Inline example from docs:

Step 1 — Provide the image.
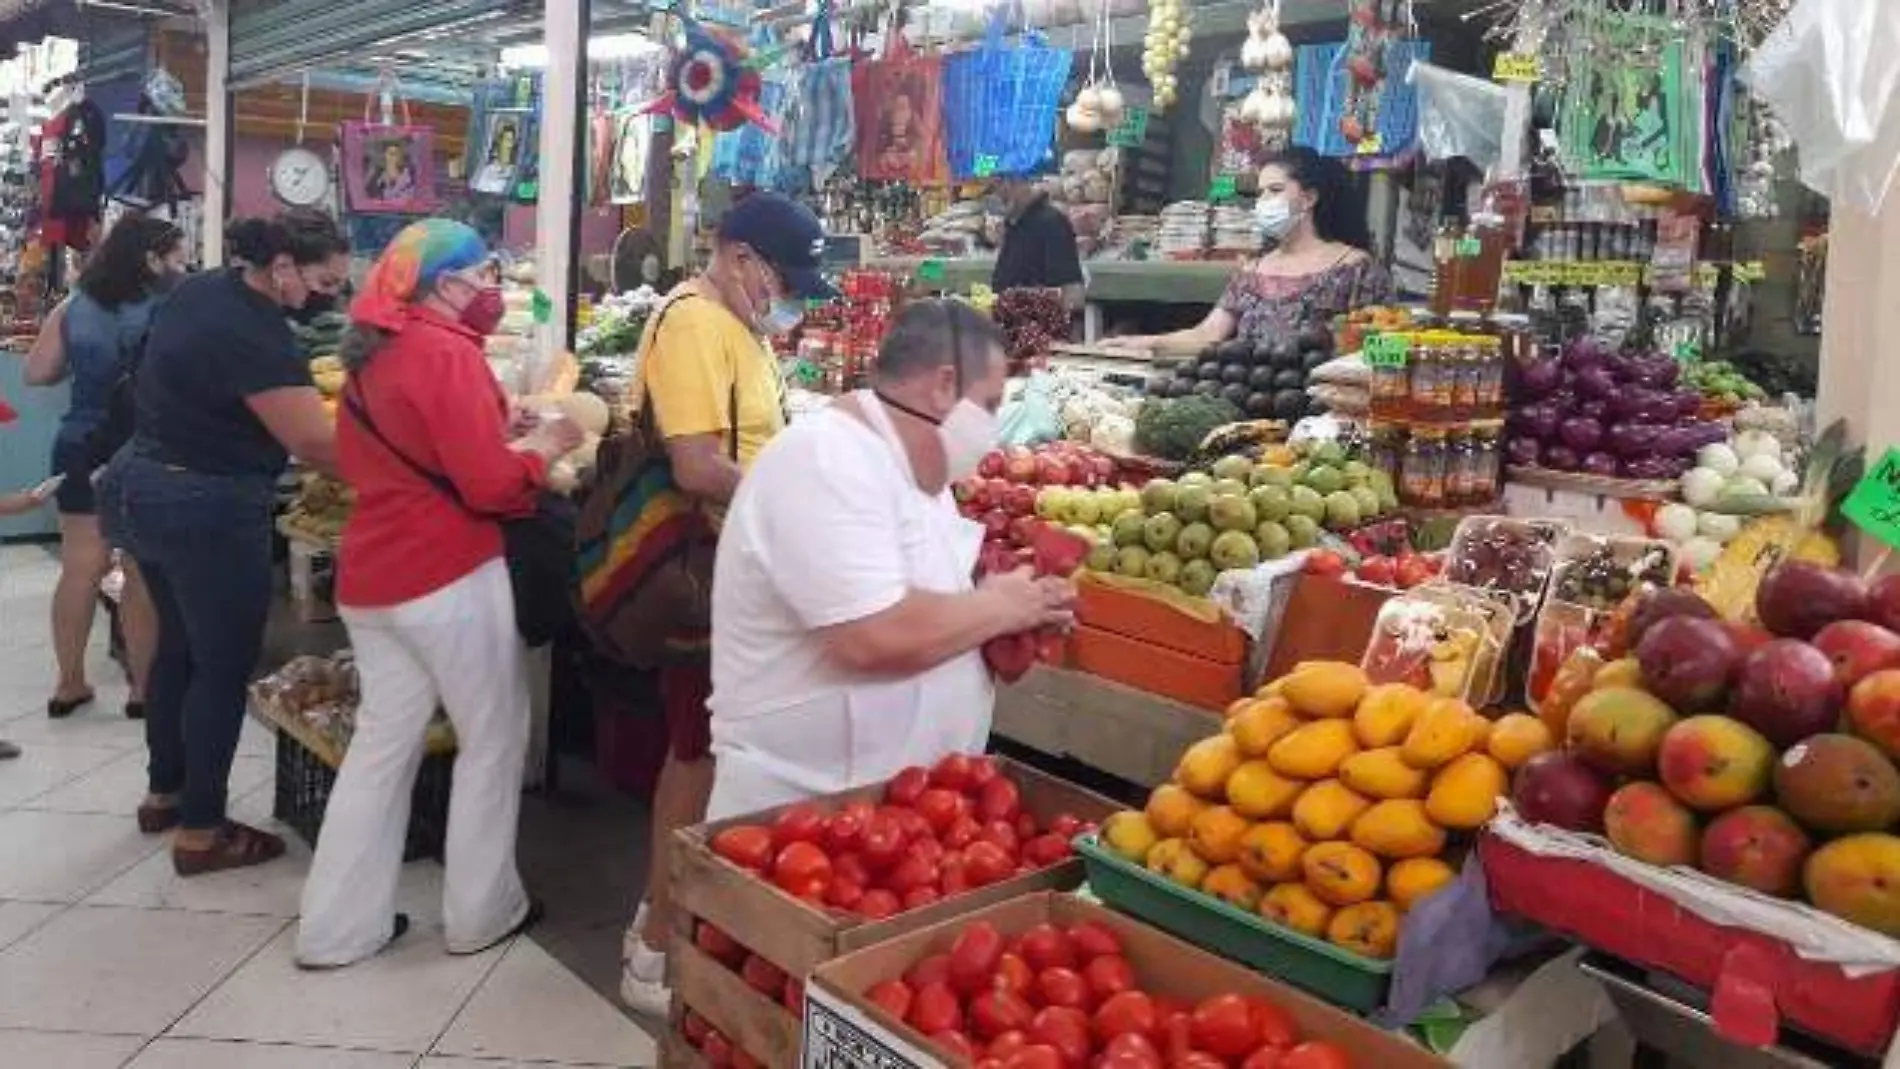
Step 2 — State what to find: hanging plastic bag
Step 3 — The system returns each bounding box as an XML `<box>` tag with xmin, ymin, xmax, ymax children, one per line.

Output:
<box><xmin>1744</xmin><ymin>0</ymin><xmax>1900</xmax><ymax>213</ymax></box>
<box><xmin>943</xmin><ymin>9</ymin><xmax>1073</xmax><ymax>180</ymax></box>
<box><xmin>779</xmin><ymin>11</ymin><xmax>856</xmax><ymax>190</ymax></box>
<box><xmin>855</xmin><ymin>37</ymin><xmax>948</xmax><ymax>184</ymax></box>
<box><xmin>1406</xmin><ymin>60</ymin><xmax>1507</xmax><ymax>172</ymax></box>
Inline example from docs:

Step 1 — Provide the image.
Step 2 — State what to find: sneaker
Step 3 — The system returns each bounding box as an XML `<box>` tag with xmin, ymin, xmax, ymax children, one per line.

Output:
<box><xmin>620</xmin><ymin>926</ymin><xmax>671</xmax><ymax>1017</ymax></box>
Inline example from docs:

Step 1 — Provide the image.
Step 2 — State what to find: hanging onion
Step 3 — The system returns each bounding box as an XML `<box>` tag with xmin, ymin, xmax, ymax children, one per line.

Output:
<box><xmin>1263</xmin><ymin>32</ymin><xmax>1294</xmax><ymax>71</ymax></box>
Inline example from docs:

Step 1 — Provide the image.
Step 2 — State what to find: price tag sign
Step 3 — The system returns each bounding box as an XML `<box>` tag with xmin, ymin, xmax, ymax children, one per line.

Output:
<box><xmin>1106</xmin><ymin>105</ymin><xmax>1149</xmax><ymax>148</ymax></box>
<box><xmin>1493</xmin><ymin>53</ymin><xmax>1542</xmax><ymax>83</ymax></box>
<box><xmin>970</xmin><ymin>283</ymin><xmax>995</xmax><ymax>305</ymax></box>
<box><xmin>1363</xmin><ymin>333</ymin><xmax>1411</xmax><ymax>369</ymax></box>
<box><xmin>1735</xmin><ymin>260</ymin><xmax>1768</xmax><ymax>283</ymax></box>
<box><xmin>1843</xmin><ymin>447</ymin><xmax>1900</xmax><ymax>552</ymax></box>
<box><xmin>1209</xmin><ymin>174</ymin><xmax>1237</xmax><ymax>201</ymax></box>
<box><xmin>531</xmin><ymin>289</ymin><xmax>553</xmax><ymax>325</ymax></box>
<box><xmin>918</xmin><ymin>260</ymin><xmax>946</xmax><ymax>284</ymax></box>
<box><xmin>1354</xmin><ymin>132</ymin><xmax>1384</xmax><ymax>156</ymax></box>
<box><xmin>1455</xmin><ymin>236</ymin><xmax>1482</xmax><ymax>257</ymax></box>
<box><xmin>973</xmin><ymin>154</ymin><xmax>999</xmax><ymax>178</ymax></box>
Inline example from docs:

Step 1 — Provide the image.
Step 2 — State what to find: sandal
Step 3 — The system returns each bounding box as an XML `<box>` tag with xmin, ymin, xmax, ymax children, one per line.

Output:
<box><xmin>451</xmin><ymin>898</ymin><xmax>545</xmax><ymax>957</ymax></box>
<box><xmin>172</xmin><ymin>821</ymin><xmax>286</xmax><ymax>877</ymax></box>
<box><xmin>136</xmin><ymin>803</ymin><xmax>180</xmax><ymax>834</ymax></box>
<box><xmin>296</xmin><ymin>914</ymin><xmax>411</xmax><ymax>972</ymax></box>
<box><xmin>47</xmin><ymin>692</ymin><xmax>94</xmax><ymax>719</ymax></box>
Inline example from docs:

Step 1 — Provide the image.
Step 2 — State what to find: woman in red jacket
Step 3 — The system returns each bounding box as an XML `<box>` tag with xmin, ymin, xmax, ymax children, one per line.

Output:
<box><xmin>296</xmin><ymin>220</ymin><xmax>581</xmax><ymax>968</ymax></box>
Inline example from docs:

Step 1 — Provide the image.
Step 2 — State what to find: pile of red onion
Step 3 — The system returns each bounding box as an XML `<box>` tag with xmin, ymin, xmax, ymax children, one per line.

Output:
<box><xmin>1507</xmin><ymin>337</ymin><xmax>1726</xmax><ymax>480</ymax></box>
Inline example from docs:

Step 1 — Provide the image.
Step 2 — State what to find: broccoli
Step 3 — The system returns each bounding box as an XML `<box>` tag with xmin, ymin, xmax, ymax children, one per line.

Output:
<box><xmin>1134</xmin><ymin>395</ymin><xmax>1242</xmax><ymax>462</ymax></box>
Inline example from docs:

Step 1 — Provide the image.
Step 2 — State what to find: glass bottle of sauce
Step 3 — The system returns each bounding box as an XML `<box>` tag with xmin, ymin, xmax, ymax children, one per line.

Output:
<box><xmin>1407</xmin><ymin>334</ymin><xmax>1445</xmax><ymax>419</ymax></box>
<box><xmin>1470</xmin><ymin>420</ymin><xmax>1503</xmax><ymax>504</ymax></box>
<box><xmin>1401</xmin><ymin>427</ymin><xmax>1447</xmax><ymax>508</ymax></box>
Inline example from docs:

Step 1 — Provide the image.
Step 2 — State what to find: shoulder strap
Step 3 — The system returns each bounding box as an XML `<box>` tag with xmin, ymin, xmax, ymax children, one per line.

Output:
<box><xmin>342</xmin><ymin>380</ymin><xmax>475</xmax><ymax>514</ymax></box>
<box><xmin>639</xmin><ymin>291</ymin><xmax>740</xmax><ymax>463</ymax></box>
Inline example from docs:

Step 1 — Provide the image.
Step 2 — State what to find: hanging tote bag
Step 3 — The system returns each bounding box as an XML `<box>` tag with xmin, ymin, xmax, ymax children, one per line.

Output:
<box><xmin>341</xmin><ymin>82</ymin><xmax>437</xmax><ymax>214</ymax></box>
<box><xmin>778</xmin><ymin>10</ymin><xmax>856</xmax><ymax>190</ymax></box>
<box><xmin>943</xmin><ymin>9</ymin><xmax>1072</xmax><ymax>179</ymax></box>
<box><xmin>574</xmin><ymin>296</ymin><xmax>737</xmax><ymax>668</ymax></box>
<box><xmin>855</xmin><ymin>37</ymin><xmax>947</xmax><ymax>183</ymax></box>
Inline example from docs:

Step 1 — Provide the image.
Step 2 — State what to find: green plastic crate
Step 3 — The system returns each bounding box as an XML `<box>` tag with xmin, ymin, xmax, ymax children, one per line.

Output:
<box><xmin>1074</xmin><ymin>833</ymin><xmax>1392</xmax><ymax>1013</ymax></box>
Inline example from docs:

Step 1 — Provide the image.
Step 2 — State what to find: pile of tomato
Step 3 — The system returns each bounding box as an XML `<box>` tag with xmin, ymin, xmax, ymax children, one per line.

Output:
<box><xmin>709</xmin><ymin>754</ymin><xmax>1098</xmax><ymax>917</ymax></box>
<box><xmin>680</xmin><ymin>1005</ymin><xmax>764</xmax><ymax>1069</ymax></box>
<box><xmin>865</xmin><ymin>919</ymin><xmax>1355</xmax><ymax>1069</ymax></box>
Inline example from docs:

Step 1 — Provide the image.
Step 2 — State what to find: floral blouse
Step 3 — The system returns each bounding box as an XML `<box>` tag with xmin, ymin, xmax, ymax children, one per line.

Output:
<box><xmin>1217</xmin><ymin>256</ymin><xmax>1392</xmax><ymax>344</ymax></box>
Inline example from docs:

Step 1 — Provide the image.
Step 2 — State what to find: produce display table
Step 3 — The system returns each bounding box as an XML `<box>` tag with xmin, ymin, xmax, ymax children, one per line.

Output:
<box><xmin>991</xmin><ymin>665</ymin><xmax>1218</xmax><ymax>788</ymax></box>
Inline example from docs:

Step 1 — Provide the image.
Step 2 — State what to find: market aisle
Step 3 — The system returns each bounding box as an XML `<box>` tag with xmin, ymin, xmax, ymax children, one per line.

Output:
<box><xmin>0</xmin><ymin>546</ymin><xmax>657</xmax><ymax>1068</ymax></box>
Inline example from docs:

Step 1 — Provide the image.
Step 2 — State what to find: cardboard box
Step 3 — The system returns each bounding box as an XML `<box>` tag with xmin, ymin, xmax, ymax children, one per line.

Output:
<box><xmin>991</xmin><ymin>666</ymin><xmax>1218</xmax><ymax>789</ymax></box>
<box><xmin>804</xmin><ymin>892</ymin><xmax>1449</xmax><ymax>1069</ymax></box>
<box><xmin>1072</xmin><ymin>625</ymin><xmax>1243</xmax><ymax>712</ymax></box>
<box><xmin>1076</xmin><ymin>577</ymin><xmax>1249</xmax><ymax>665</ymax></box>
<box><xmin>1262</xmin><ymin>575</ymin><xmax>1391</xmax><ymax>681</ymax></box>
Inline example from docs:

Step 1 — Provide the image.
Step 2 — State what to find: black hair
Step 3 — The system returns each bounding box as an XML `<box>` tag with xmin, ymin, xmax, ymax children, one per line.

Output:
<box><xmin>1262</xmin><ymin>146</ymin><xmax>1374</xmax><ymax>251</ymax></box>
<box><xmin>875</xmin><ymin>299</ymin><xmax>1005</xmax><ymax>384</ymax></box>
<box><xmin>77</xmin><ymin>215</ymin><xmax>183</xmax><ymax>310</ymax></box>
<box><xmin>226</xmin><ymin>208</ymin><xmax>349</xmax><ymax>268</ymax></box>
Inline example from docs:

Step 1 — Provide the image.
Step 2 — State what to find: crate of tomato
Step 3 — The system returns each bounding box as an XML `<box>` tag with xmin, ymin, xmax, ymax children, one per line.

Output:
<box><xmin>667</xmin><ymin>754</ymin><xmax>1117</xmax><ymax>1069</ymax></box>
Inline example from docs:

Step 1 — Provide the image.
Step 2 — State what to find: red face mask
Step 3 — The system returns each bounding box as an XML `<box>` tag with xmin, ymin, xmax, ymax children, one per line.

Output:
<box><xmin>458</xmin><ymin>287</ymin><xmax>506</xmax><ymax>336</ymax></box>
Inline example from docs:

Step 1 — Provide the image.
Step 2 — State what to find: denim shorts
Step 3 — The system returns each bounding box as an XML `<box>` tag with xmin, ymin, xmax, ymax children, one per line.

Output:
<box><xmin>49</xmin><ymin>435</ymin><xmax>96</xmax><ymax>515</ymax></box>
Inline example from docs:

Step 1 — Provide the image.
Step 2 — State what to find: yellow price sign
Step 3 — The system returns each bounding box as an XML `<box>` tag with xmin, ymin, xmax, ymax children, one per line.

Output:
<box><xmin>1493</xmin><ymin>53</ymin><xmax>1542</xmax><ymax>83</ymax></box>
<box><xmin>1355</xmin><ymin>133</ymin><xmax>1384</xmax><ymax>156</ymax></box>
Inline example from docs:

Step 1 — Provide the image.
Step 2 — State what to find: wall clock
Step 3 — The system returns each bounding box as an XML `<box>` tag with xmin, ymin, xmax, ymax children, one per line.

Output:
<box><xmin>268</xmin><ymin>145</ymin><xmax>331</xmax><ymax>208</ymax></box>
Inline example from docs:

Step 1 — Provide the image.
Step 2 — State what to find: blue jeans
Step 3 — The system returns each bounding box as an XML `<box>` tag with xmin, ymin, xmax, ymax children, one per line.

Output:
<box><xmin>99</xmin><ymin>453</ymin><xmax>276</xmax><ymax>830</ymax></box>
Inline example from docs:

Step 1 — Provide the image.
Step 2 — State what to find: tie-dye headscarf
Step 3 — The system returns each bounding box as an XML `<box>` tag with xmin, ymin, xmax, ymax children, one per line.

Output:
<box><xmin>349</xmin><ymin>218</ymin><xmax>491</xmax><ymax>333</ymax></box>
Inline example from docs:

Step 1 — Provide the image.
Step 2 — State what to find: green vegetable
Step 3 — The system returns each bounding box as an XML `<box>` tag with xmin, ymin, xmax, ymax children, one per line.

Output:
<box><xmin>1134</xmin><ymin>395</ymin><xmax>1242</xmax><ymax>461</ymax></box>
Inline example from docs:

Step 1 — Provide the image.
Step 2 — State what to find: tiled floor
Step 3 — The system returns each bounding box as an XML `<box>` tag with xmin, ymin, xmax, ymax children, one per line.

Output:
<box><xmin>0</xmin><ymin>545</ymin><xmax>656</xmax><ymax>1068</ymax></box>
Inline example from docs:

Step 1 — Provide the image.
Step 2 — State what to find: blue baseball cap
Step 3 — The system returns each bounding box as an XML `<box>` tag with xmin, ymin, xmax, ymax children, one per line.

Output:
<box><xmin>717</xmin><ymin>191</ymin><xmax>838</xmax><ymax>301</ymax></box>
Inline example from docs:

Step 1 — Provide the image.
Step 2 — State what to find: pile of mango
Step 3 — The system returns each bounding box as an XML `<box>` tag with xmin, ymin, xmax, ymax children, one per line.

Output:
<box><xmin>1099</xmin><ymin>661</ymin><xmax>1555</xmax><ymax>959</ymax></box>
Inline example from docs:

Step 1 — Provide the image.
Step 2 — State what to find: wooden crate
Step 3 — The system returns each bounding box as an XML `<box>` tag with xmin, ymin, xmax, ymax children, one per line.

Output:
<box><xmin>659</xmin><ymin>1029</ymin><xmax>713</xmax><ymax>1069</ymax></box>
<box><xmin>667</xmin><ymin>757</ymin><xmax>1118</xmax><ymax>1068</ymax></box>
<box><xmin>992</xmin><ymin>666</ymin><xmax>1217</xmax><ymax>789</ymax></box>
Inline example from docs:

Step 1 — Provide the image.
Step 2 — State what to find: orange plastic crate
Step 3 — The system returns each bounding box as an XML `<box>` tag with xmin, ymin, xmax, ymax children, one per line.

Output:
<box><xmin>1072</xmin><ymin>625</ymin><xmax>1243</xmax><ymax>712</ymax></box>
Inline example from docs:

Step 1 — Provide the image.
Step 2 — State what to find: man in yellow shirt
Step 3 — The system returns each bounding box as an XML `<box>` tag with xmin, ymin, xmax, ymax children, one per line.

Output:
<box><xmin>622</xmin><ymin>191</ymin><xmax>835</xmax><ymax>1015</ymax></box>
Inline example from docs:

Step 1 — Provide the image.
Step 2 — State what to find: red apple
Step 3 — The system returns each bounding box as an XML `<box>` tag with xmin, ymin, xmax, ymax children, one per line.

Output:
<box><xmin>978</xmin><ymin>451</ymin><xmax>1007</xmax><ymax>479</ymax></box>
<box><xmin>981</xmin><ymin>510</ymin><xmax>1011</xmax><ymax>540</ymax></box>
<box><xmin>1008</xmin><ymin>516</ymin><xmax>1043</xmax><ymax>548</ymax></box>
<box><xmin>1035</xmin><ymin>454</ymin><xmax>1072</xmax><ymax>486</ymax></box>
<box><xmin>953</xmin><ymin>478</ymin><xmax>981</xmax><ymax>505</ymax></box>
<box><xmin>1869</xmin><ymin>574</ymin><xmax>1900</xmax><ymax>634</ymax></box>
<box><xmin>1004</xmin><ymin>449</ymin><xmax>1039</xmax><ymax>484</ymax></box>
<box><xmin>1848</xmin><ymin>669</ymin><xmax>1900</xmax><ymax>760</ymax></box>
<box><xmin>1813</xmin><ymin>621</ymin><xmax>1900</xmax><ymax>687</ymax></box>
<box><xmin>1005</xmin><ymin>484</ymin><xmax>1039</xmax><ymax>518</ymax></box>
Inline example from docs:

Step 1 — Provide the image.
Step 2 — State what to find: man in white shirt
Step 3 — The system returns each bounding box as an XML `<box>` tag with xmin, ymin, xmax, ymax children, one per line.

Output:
<box><xmin>705</xmin><ymin>300</ymin><xmax>1073</xmax><ymax>820</ymax></box>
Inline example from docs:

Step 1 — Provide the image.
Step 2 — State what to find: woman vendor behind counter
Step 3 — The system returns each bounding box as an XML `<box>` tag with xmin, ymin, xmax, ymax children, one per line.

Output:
<box><xmin>1106</xmin><ymin>148</ymin><xmax>1389</xmax><ymax>352</ymax></box>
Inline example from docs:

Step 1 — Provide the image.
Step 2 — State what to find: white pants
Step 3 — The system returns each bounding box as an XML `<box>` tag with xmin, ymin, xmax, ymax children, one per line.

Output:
<box><xmin>297</xmin><ymin>560</ymin><xmax>532</xmax><ymax>965</ymax></box>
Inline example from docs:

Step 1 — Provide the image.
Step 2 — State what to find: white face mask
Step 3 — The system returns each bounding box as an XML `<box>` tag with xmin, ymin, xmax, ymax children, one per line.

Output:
<box><xmin>939</xmin><ymin>399</ymin><xmax>999</xmax><ymax>481</ymax></box>
<box><xmin>1254</xmin><ymin>197</ymin><xmax>1301</xmax><ymax>241</ymax></box>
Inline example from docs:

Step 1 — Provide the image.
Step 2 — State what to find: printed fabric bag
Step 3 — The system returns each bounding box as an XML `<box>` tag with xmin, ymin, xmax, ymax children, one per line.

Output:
<box><xmin>778</xmin><ymin>13</ymin><xmax>856</xmax><ymax>189</ymax></box>
<box><xmin>574</xmin><ymin>295</ymin><xmax>735</xmax><ymax>668</ymax></box>
<box><xmin>943</xmin><ymin>9</ymin><xmax>1072</xmax><ymax>179</ymax></box>
<box><xmin>341</xmin><ymin>87</ymin><xmax>436</xmax><ymax>214</ymax></box>
<box><xmin>855</xmin><ymin>37</ymin><xmax>947</xmax><ymax>183</ymax></box>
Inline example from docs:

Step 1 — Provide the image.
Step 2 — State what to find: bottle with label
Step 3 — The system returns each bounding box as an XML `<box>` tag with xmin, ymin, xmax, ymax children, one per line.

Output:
<box><xmin>1470</xmin><ymin>420</ymin><xmax>1503</xmax><ymax>504</ymax></box>
<box><xmin>1401</xmin><ymin>427</ymin><xmax>1447</xmax><ymax>508</ymax></box>
<box><xmin>1407</xmin><ymin>335</ymin><xmax>1449</xmax><ymax>418</ymax></box>
<box><xmin>1369</xmin><ymin>337</ymin><xmax>1410</xmax><ymax>419</ymax></box>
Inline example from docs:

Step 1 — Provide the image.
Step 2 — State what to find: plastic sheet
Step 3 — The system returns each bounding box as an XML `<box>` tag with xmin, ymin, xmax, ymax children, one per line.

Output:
<box><xmin>1744</xmin><ymin>0</ymin><xmax>1900</xmax><ymax>213</ymax></box>
<box><xmin>1406</xmin><ymin>61</ymin><xmax>1507</xmax><ymax>172</ymax></box>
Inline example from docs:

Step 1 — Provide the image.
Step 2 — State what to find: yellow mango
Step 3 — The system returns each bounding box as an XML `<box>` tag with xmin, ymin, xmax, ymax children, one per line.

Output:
<box><xmin>1175</xmin><ymin>734</ymin><xmax>1243</xmax><ymax>798</ymax></box>
<box><xmin>1187</xmin><ymin>805</ymin><xmax>1252</xmax><ymax>865</ymax></box>
<box><xmin>1146</xmin><ymin>837</ymin><xmax>1210</xmax><ymax>889</ymax></box>
<box><xmin>1352</xmin><ymin>683</ymin><xmax>1431</xmax><ymax>748</ymax></box>
<box><xmin>1145</xmin><ymin>784</ymin><xmax>1207</xmax><ymax>838</ymax></box>
<box><xmin>1291</xmin><ymin>779</ymin><xmax>1372</xmax><ymax>841</ymax></box>
<box><xmin>1400</xmin><ymin>698</ymin><xmax>1487</xmax><ymax>769</ymax></box>
<box><xmin>1338</xmin><ymin>747</ymin><xmax>1430</xmax><ymax>800</ymax></box>
<box><xmin>1202</xmin><ymin>864</ymin><xmax>1265</xmax><ymax>911</ymax></box>
<box><xmin>1349</xmin><ymin>799</ymin><xmax>1448</xmax><ymax>860</ymax></box>
<box><xmin>1259</xmin><ymin>882</ymin><xmax>1333</xmax><ymax>937</ymax></box>
<box><xmin>1281</xmin><ymin>661</ymin><xmax>1371</xmax><ymax>719</ymax></box>
<box><xmin>1327</xmin><ymin>900</ymin><xmax>1402</xmax><ymax>959</ymax></box>
<box><xmin>1486</xmin><ymin>713</ymin><xmax>1555</xmax><ymax>770</ymax></box>
<box><xmin>1237</xmin><ymin>822</ymin><xmax>1309</xmax><ymax>883</ymax></box>
<box><xmin>1387</xmin><ymin>857</ymin><xmax>1457</xmax><ymax>912</ymax></box>
<box><xmin>1225</xmin><ymin>761</ymin><xmax>1306</xmax><ymax>820</ymax></box>
<box><xmin>1228</xmin><ymin>697</ymin><xmax>1302</xmax><ymax>757</ymax></box>
<box><xmin>1425</xmin><ymin>753</ymin><xmax>1509</xmax><ymax>830</ymax></box>
<box><xmin>1301</xmin><ymin>842</ymin><xmax>1383</xmax><ymax>907</ymax></box>
<box><xmin>1268</xmin><ymin>719</ymin><xmax>1361</xmax><ymax>780</ymax></box>
<box><xmin>1593</xmin><ymin>657</ymin><xmax>1645</xmax><ymax>690</ymax></box>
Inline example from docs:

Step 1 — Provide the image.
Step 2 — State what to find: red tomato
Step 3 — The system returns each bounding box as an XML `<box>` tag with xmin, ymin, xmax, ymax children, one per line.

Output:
<box><xmin>886</xmin><ymin>806</ymin><xmax>934</xmax><ymax>842</ymax></box>
<box><xmin>1067</xmin><ymin>921</ymin><xmax>1122</xmax><ymax>961</ymax></box>
<box><xmin>1356</xmin><ymin>555</ymin><xmax>1396</xmax><ymax>586</ymax></box>
<box><xmin>948</xmin><ymin>922</ymin><xmax>1008</xmax><ymax>994</ymax></box>
<box><xmin>783</xmin><ymin>977</ymin><xmax>805</xmax><ymax>1014</ymax></box>
<box><xmin>1159</xmin><ymin>1013</ymin><xmax>1193</xmax><ymax>1066</ymax></box>
<box><xmin>977</xmin><ymin>777</ymin><xmax>1023</xmax><ymax>822</ymax></box>
<box><xmin>993</xmin><ymin>952</ymin><xmax>1035</xmax><ymax>997</ymax></box>
<box><xmin>832</xmin><ymin>852</ymin><xmax>871</xmax><ymax>888</ymax></box>
<box><xmin>1103</xmin><ymin>1033</ymin><xmax>1162</xmax><ymax>1064</ymax></box>
<box><xmin>1082</xmin><ymin>955</ymin><xmax>1135</xmax><ymax>1000</ymax></box>
<box><xmin>988</xmin><ymin>1030</ymin><xmax>1030</xmax><ymax>1061</ymax></box>
<box><xmin>824</xmin><ymin>806</ymin><xmax>870</xmax><ymax>854</ymax></box>
<box><xmin>681</xmin><ymin>1009</ymin><xmax>712</xmax><ymax>1045</ymax></box>
<box><xmin>700</xmin><ymin>1030</ymin><xmax>734</xmax><ymax>1069</ymax></box>
<box><xmin>903</xmin><ymin>886</ymin><xmax>942</xmax><ymax>910</ymax></box>
<box><xmin>906</xmin><ymin>953</ymin><xmax>953</xmax><ymax>989</ymax></box>
<box><xmin>909</xmin><ymin>980</ymin><xmax>964</xmax><ymax>1034</ymax></box>
<box><xmin>860</xmin><ymin>813</ymin><xmax>908</xmax><ymax>870</ymax></box>
<box><xmin>1029</xmin><ymin>1006</ymin><xmax>1092</xmax><ymax>1067</ymax></box>
<box><xmin>963</xmin><ymin>841</ymin><xmax>1017</xmax><ymax>887</ymax></box>
<box><xmin>941</xmin><ymin>858</ymin><xmax>972</xmax><ymax>896</ymax></box>
<box><xmin>980</xmin><ymin>820</ymin><xmax>1022</xmax><ymax>855</ymax></box>
<box><xmin>1002</xmin><ymin>1045</ymin><xmax>1065</xmax><ymax>1069</ymax></box>
<box><xmin>978</xmin><ymin>1060</ymin><xmax>1004</xmax><ymax>1069</ymax></box>
<box><xmin>1172</xmin><ymin>1052</ymin><xmax>1225</xmax><ymax>1069</ymax></box>
<box><xmin>907</xmin><ymin>837</ymin><xmax>948</xmax><ymax>866</ymax></box>
<box><xmin>1017</xmin><ymin>923</ymin><xmax>1077</xmax><ymax>972</ymax></box>
<box><xmin>1305</xmin><ymin>550</ymin><xmax>1347</xmax><ymax>578</ymax></box>
<box><xmin>867</xmin><ymin>979</ymin><xmax>913</xmax><ymax>1020</ymax></box>
<box><xmin>1093</xmin><ymin>991</ymin><xmax>1159</xmax><ymax>1044</ymax></box>
<box><xmin>1247</xmin><ymin>1000</ymin><xmax>1298</xmax><ymax>1050</ymax></box>
<box><xmin>1240</xmin><ymin>1048</ymin><xmax>1286</xmax><ymax>1069</ymax></box>
<box><xmin>857</xmin><ymin>888</ymin><xmax>901</xmax><ymax>919</ymax></box>
<box><xmin>1021</xmin><ymin>834</ymin><xmax>1072</xmax><ymax>868</ymax></box>
<box><xmin>1395</xmin><ymin>555</ymin><xmax>1433</xmax><ymax>590</ymax></box>
<box><xmin>887</xmin><ymin>855</ymin><xmax>941</xmax><ymax>894</ymax></box>
<box><xmin>772</xmin><ymin>804</ymin><xmax>827</xmax><ymax>851</ymax></box>
<box><xmin>1015</xmin><ymin>812</ymin><xmax>1042</xmax><ymax>841</ymax></box>
<box><xmin>944</xmin><ymin>815</ymin><xmax>984</xmax><ymax>850</ymax></box>
<box><xmin>826</xmin><ymin>878</ymin><xmax>865</xmax><ymax>911</ymax></box>
<box><xmin>1047</xmin><ymin>814</ymin><xmax>1083</xmax><ymax>839</ymax></box>
<box><xmin>733</xmin><ymin>1050</ymin><xmax>763</xmax><ymax>1069</ymax></box>
<box><xmin>932</xmin><ymin>1030</ymin><xmax>978</xmax><ymax>1062</ymax></box>
<box><xmin>967</xmin><ymin>756</ymin><xmax>1003</xmax><ymax>792</ymax></box>
<box><xmin>740</xmin><ymin>954</ymin><xmax>787</xmax><ymax>997</ymax></box>
<box><xmin>931</xmin><ymin>754</ymin><xmax>976</xmax><ymax>792</ymax></box>
<box><xmin>693</xmin><ymin>921</ymin><xmax>746</xmax><ymax>967</ymax></box>
<box><xmin>886</xmin><ymin>766</ymin><xmax>930</xmax><ymax>806</ymax></box>
<box><xmin>1035</xmin><ymin>967</ymin><xmax>1093</xmax><ymax>1011</ymax></box>
<box><xmin>1280</xmin><ymin>1042</ymin><xmax>1353</xmax><ymax>1069</ymax></box>
<box><xmin>771</xmin><ymin>841</ymin><xmax>833</xmax><ymax>901</ymax></box>
<box><xmin>710</xmin><ymin>825</ymin><xmax>773</xmax><ymax>871</ymax></box>
<box><xmin>916</xmin><ymin>788</ymin><xmax>968</xmax><ymax>834</ymax></box>
<box><xmin>970</xmin><ymin>990</ymin><xmax>1037</xmax><ymax>1040</ymax></box>
<box><xmin>1189</xmin><ymin>995</ymin><xmax>1259</xmax><ymax>1060</ymax></box>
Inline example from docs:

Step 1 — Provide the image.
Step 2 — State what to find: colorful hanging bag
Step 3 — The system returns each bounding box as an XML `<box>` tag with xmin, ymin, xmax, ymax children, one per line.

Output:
<box><xmin>855</xmin><ymin>32</ymin><xmax>947</xmax><ymax>183</ymax></box>
<box><xmin>778</xmin><ymin>3</ymin><xmax>857</xmax><ymax>190</ymax></box>
<box><xmin>942</xmin><ymin>6</ymin><xmax>1072</xmax><ymax>179</ymax></box>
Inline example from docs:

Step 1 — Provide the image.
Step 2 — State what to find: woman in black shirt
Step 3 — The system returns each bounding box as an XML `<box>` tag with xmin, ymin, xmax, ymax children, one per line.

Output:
<box><xmin>97</xmin><ymin>210</ymin><xmax>349</xmax><ymax>876</ymax></box>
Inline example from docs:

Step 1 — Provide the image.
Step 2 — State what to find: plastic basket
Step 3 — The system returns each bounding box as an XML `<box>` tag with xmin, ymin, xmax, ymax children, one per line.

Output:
<box><xmin>272</xmin><ymin>727</ymin><xmax>452</xmax><ymax>862</ymax></box>
<box><xmin>1074</xmin><ymin>833</ymin><xmax>1392</xmax><ymax>1013</ymax></box>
